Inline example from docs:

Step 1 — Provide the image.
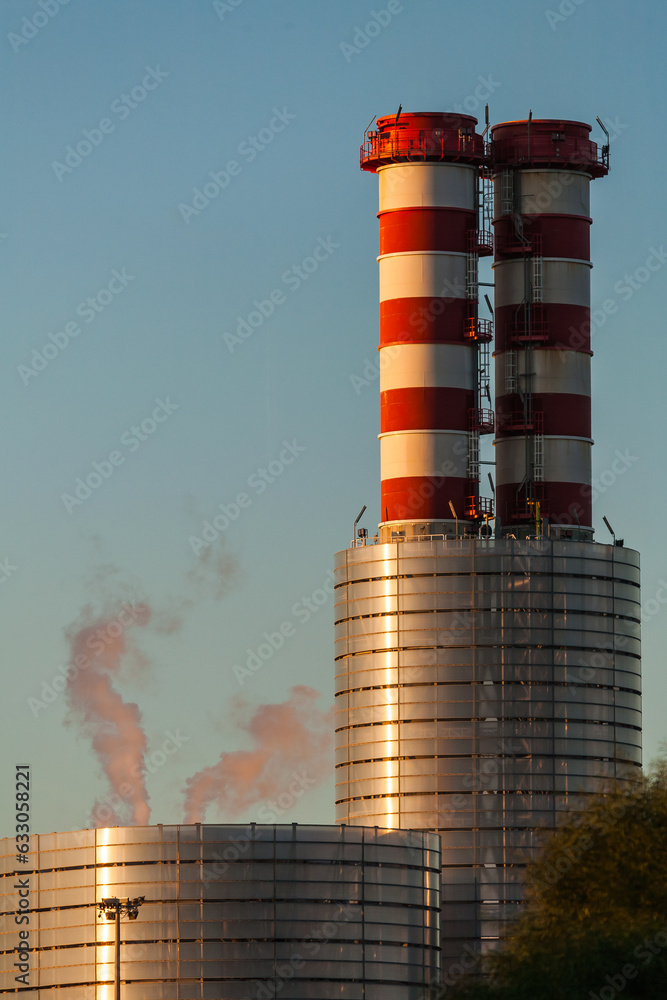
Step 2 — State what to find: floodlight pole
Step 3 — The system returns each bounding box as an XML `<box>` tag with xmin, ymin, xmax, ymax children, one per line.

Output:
<box><xmin>114</xmin><ymin>906</ymin><xmax>120</xmax><ymax>1000</ymax></box>
<box><xmin>97</xmin><ymin>896</ymin><xmax>145</xmax><ymax>1000</ymax></box>
<box><xmin>448</xmin><ymin>500</ymin><xmax>458</xmax><ymax>538</ymax></box>
<box><xmin>353</xmin><ymin>505</ymin><xmax>367</xmax><ymax>545</ymax></box>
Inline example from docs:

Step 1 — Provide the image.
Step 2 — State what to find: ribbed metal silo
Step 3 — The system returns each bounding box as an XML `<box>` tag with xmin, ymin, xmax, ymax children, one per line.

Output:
<box><xmin>334</xmin><ymin>537</ymin><xmax>641</xmax><ymax>968</ymax></box>
<box><xmin>0</xmin><ymin>824</ymin><xmax>441</xmax><ymax>999</ymax></box>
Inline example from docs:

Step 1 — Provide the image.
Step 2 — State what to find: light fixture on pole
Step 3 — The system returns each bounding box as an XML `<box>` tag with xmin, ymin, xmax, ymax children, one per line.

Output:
<box><xmin>353</xmin><ymin>505</ymin><xmax>367</xmax><ymax>544</ymax></box>
<box><xmin>97</xmin><ymin>896</ymin><xmax>145</xmax><ymax>1000</ymax></box>
<box><xmin>602</xmin><ymin>515</ymin><xmax>623</xmax><ymax>547</ymax></box>
<box><xmin>448</xmin><ymin>501</ymin><xmax>458</xmax><ymax>538</ymax></box>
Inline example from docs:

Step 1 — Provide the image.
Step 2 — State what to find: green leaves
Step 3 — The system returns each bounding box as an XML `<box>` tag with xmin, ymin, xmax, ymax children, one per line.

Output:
<box><xmin>448</xmin><ymin>761</ymin><xmax>667</xmax><ymax>1000</ymax></box>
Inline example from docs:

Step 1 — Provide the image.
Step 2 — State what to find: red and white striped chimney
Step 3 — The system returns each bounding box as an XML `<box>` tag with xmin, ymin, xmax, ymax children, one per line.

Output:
<box><xmin>490</xmin><ymin>119</ymin><xmax>609</xmax><ymax>537</ymax></box>
<box><xmin>361</xmin><ymin>112</ymin><xmax>492</xmax><ymax>539</ymax></box>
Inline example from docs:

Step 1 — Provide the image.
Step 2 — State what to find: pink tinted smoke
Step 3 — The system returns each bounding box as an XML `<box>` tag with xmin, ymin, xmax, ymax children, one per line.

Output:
<box><xmin>183</xmin><ymin>686</ymin><xmax>334</xmax><ymax>823</ymax></box>
<box><xmin>65</xmin><ymin>604</ymin><xmax>151</xmax><ymax>827</ymax></box>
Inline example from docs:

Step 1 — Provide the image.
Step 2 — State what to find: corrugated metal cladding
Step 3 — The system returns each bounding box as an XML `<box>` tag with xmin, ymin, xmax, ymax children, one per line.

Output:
<box><xmin>0</xmin><ymin>824</ymin><xmax>441</xmax><ymax>1000</ymax></box>
<box><xmin>334</xmin><ymin>537</ymin><xmax>641</xmax><ymax>965</ymax></box>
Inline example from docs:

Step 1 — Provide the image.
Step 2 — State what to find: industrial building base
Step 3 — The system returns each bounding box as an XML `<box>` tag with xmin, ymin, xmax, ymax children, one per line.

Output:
<box><xmin>334</xmin><ymin>536</ymin><xmax>641</xmax><ymax>965</ymax></box>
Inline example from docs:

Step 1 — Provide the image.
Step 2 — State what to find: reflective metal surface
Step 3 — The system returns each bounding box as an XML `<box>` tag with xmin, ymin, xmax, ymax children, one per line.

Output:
<box><xmin>334</xmin><ymin>537</ymin><xmax>641</xmax><ymax>965</ymax></box>
<box><xmin>0</xmin><ymin>824</ymin><xmax>441</xmax><ymax>999</ymax></box>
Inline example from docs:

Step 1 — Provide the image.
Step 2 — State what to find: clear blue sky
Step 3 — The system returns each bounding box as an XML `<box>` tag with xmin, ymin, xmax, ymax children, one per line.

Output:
<box><xmin>2</xmin><ymin>0</ymin><xmax>666</xmax><ymax>837</ymax></box>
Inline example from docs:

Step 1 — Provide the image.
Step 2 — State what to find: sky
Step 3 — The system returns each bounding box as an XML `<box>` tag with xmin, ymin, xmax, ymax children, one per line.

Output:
<box><xmin>1</xmin><ymin>0</ymin><xmax>666</xmax><ymax>839</ymax></box>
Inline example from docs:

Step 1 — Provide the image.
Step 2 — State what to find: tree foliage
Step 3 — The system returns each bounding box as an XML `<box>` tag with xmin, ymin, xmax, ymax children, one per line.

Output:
<box><xmin>447</xmin><ymin>761</ymin><xmax>667</xmax><ymax>1000</ymax></box>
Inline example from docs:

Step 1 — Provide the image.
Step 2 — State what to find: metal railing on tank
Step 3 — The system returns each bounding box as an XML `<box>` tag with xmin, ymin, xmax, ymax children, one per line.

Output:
<box><xmin>360</xmin><ymin>127</ymin><xmax>487</xmax><ymax>167</ymax></box>
<box><xmin>492</xmin><ymin>137</ymin><xmax>608</xmax><ymax>173</ymax></box>
<box><xmin>349</xmin><ymin>526</ymin><xmax>499</xmax><ymax>547</ymax></box>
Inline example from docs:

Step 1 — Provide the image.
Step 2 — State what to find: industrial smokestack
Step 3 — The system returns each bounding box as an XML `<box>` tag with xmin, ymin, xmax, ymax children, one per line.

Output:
<box><xmin>490</xmin><ymin>118</ymin><xmax>609</xmax><ymax>537</ymax></box>
<box><xmin>360</xmin><ymin>112</ymin><xmax>493</xmax><ymax>538</ymax></box>
<box><xmin>335</xmin><ymin>109</ymin><xmax>640</xmax><ymax>974</ymax></box>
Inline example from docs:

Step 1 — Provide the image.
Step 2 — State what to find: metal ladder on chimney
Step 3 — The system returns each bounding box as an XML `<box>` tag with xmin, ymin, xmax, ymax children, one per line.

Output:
<box><xmin>479</xmin><ymin>167</ymin><xmax>494</xmax><ymax>243</ymax></box>
<box><xmin>533</xmin><ymin>416</ymin><xmax>544</xmax><ymax>482</ymax></box>
<box><xmin>479</xmin><ymin>339</ymin><xmax>492</xmax><ymax>405</ymax></box>
<box><xmin>468</xmin><ymin>429</ymin><xmax>480</xmax><ymax>483</ymax></box>
<box><xmin>531</xmin><ymin>255</ymin><xmax>543</xmax><ymax>302</ymax></box>
<box><xmin>466</xmin><ymin>248</ymin><xmax>478</xmax><ymax>300</ymax></box>
<box><xmin>501</xmin><ymin>169</ymin><xmax>514</xmax><ymax>216</ymax></box>
<box><xmin>505</xmin><ymin>350</ymin><xmax>518</xmax><ymax>395</ymax></box>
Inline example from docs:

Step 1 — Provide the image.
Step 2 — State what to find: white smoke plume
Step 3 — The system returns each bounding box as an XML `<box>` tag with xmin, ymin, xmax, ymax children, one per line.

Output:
<box><xmin>62</xmin><ymin>543</ymin><xmax>237</xmax><ymax>826</ymax></box>
<box><xmin>183</xmin><ymin>685</ymin><xmax>333</xmax><ymax>823</ymax></box>
<box><xmin>65</xmin><ymin>604</ymin><xmax>152</xmax><ymax>827</ymax></box>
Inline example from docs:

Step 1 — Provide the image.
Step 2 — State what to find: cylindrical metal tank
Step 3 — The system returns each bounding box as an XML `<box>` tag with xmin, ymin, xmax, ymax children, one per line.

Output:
<box><xmin>360</xmin><ymin>112</ymin><xmax>491</xmax><ymax>538</ymax></box>
<box><xmin>491</xmin><ymin>119</ymin><xmax>609</xmax><ymax>536</ymax></box>
<box><xmin>334</xmin><ymin>537</ymin><xmax>641</xmax><ymax>966</ymax></box>
<box><xmin>0</xmin><ymin>824</ymin><xmax>441</xmax><ymax>1000</ymax></box>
